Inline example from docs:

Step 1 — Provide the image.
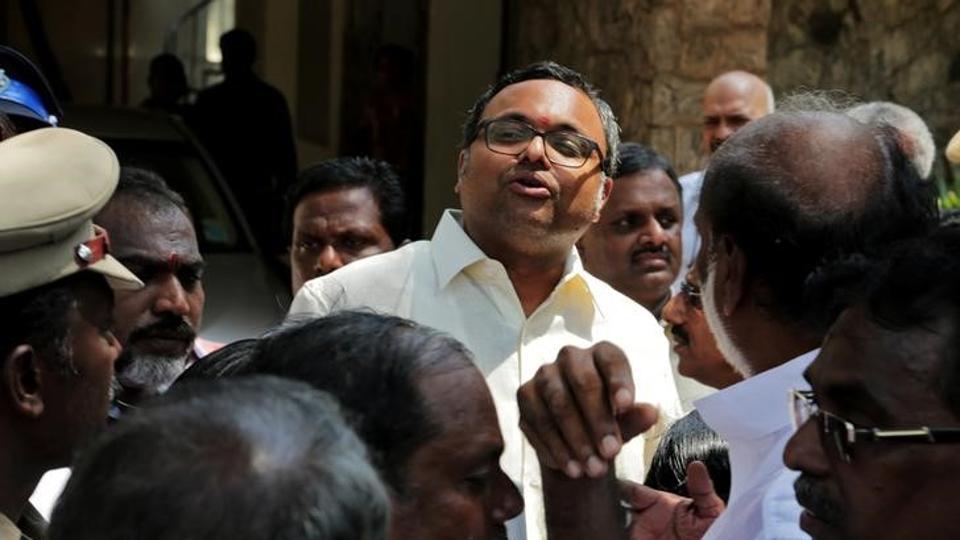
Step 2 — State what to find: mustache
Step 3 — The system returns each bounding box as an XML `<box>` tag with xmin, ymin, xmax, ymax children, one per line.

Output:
<box><xmin>669</xmin><ymin>324</ymin><xmax>690</xmax><ymax>347</ymax></box>
<box><xmin>710</xmin><ymin>138</ymin><xmax>727</xmax><ymax>153</ymax></box>
<box><xmin>631</xmin><ymin>244</ymin><xmax>671</xmax><ymax>261</ymax></box>
<box><xmin>127</xmin><ymin>315</ymin><xmax>197</xmax><ymax>344</ymax></box>
<box><xmin>794</xmin><ymin>475</ymin><xmax>843</xmax><ymax>525</ymax></box>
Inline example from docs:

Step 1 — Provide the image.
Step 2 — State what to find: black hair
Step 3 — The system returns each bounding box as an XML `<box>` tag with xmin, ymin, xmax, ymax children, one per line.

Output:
<box><xmin>461</xmin><ymin>61</ymin><xmax>621</xmax><ymax>176</ymax></box>
<box><xmin>110</xmin><ymin>166</ymin><xmax>191</xmax><ymax>219</ymax></box>
<box><xmin>147</xmin><ymin>53</ymin><xmax>187</xmax><ymax>90</ymax></box>
<box><xmin>219</xmin><ymin>29</ymin><xmax>257</xmax><ymax>68</ymax></box>
<box><xmin>235</xmin><ymin>311</ymin><xmax>473</xmax><ymax>497</ymax></box>
<box><xmin>0</xmin><ymin>272</ymin><xmax>111</xmax><ymax>375</ymax></box>
<box><xmin>174</xmin><ymin>339</ymin><xmax>259</xmax><ymax>382</ymax></box>
<box><xmin>48</xmin><ymin>376</ymin><xmax>389</xmax><ymax>540</ymax></box>
<box><xmin>700</xmin><ymin>114</ymin><xmax>937</xmax><ymax>331</ymax></box>
<box><xmin>283</xmin><ymin>157</ymin><xmax>408</xmax><ymax>245</ymax></box>
<box><xmin>807</xmin><ymin>224</ymin><xmax>960</xmax><ymax>417</ymax></box>
<box><xmin>615</xmin><ymin>142</ymin><xmax>681</xmax><ymax>198</ymax></box>
<box><xmin>644</xmin><ymin>411</ymin><xmax>731</xmax><ymax>503</ymax></box>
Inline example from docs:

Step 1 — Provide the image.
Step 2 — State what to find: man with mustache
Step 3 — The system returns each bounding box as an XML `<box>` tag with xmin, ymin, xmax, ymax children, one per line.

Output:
<box><xmin>677</xmin><ymin>71</ymin><xmax>774</xmax><ymax>281</ymax></box>
<box><xmin>95</xmin><ymin>167</ymin><xmax>205</xmax><ymax>408</ymax></box>
<box><xmin>519</xmin><ymin>109</ymin><xmax>937</xmax><ymax>539</ymax></box>
<box><xmin>289</xmin><ymin>61</ymin><xmax>682</xmax><ymax>539</ymax></box>
<box><xmin>785</xmin><ymin>226</ymin><xmax>960</xmax><ymax>539</ymax></box>
<box><xmin>578</xmin><ymin>142</ymin><xmax>682</xmax><ymax>318</ymax></box>
<box><xmin>0</xmin><ymin>128</ymin><xmax>142</xmax><ymax>538</ymax></box>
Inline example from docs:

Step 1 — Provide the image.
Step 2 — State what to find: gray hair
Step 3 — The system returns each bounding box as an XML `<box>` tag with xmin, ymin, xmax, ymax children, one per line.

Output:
<box><xmin>847</xmin><ymin>101</ymin><xmax>936</xmax><ymax>179</ymax></box>
<box><xmin>49</xmin><ymin>376</ymin><xmax>390</xmax><ymax>540</ymax></box>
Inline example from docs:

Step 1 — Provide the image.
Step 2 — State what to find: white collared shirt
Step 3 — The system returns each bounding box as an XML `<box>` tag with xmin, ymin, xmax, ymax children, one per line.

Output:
<box><xmin>677</xmin><ymin>170</ymin><xmax>704</xmax><ymax>288</ymax></box>
<box><xmin>695</xmin><ymin>349</ymin><xmax>817</xmax><ymax>540</ymax></box>
<box><xmin>290</xmin><ymin>209</ymin><xmax>683</xmax><ymax>540</ymax></box>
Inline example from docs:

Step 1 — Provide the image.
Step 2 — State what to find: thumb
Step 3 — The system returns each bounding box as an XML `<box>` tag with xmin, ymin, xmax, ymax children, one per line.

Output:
<box><xmin>686</xmin><ymin>461</ymin><xmax>725</xmax><ymax>518</ymax></box>
<box><xmin>618</xmin><ymin>403</ymin><xmax>659</xmax><ymax>443</ymax></box>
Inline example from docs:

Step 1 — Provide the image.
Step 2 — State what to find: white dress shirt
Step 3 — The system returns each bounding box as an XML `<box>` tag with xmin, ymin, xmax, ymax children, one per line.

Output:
<box><xmin>676</xmin><ymin>170</ymin><xmax>704</xmax><ymax>291</ymax></box>
<box><xmin>695</xmin><ymin>349</ymin><xmax>817</xmax><ymax>540</ymax></box>
<box><xmin>290</xmin><ymin>209</ymin><xmax>683</xmax><ymax>540</ymax></box>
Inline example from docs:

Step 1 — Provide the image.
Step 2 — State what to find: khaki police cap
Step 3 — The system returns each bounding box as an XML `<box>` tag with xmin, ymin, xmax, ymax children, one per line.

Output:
<box><xmin>0</xmin><ymin>127</ymin><xmax>142</xmax><ymax>297</ymax></box>
<box><xmin>948</xmin><ymin>128</ymin><xmax>960</xmax><ymax>165</ymax></box>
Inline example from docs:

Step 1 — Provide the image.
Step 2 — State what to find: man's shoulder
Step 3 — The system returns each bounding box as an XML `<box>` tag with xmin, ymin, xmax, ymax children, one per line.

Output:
<box><xmin>580</xmin><ymin>270</ymin><xmax>660</xmax><ymax>326</ymax></box>
<box><xmin>291</xmin><ymin>240</ymin><xmax>431</xmax><ymax>313</ymax></box>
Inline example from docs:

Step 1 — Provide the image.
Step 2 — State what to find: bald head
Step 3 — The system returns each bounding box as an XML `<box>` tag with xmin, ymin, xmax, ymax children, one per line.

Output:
<box><xmin>702</xmin><ymin>71</ymin><xmax>774</xmax><ymax>155</ymax></box>
<box><xmin>698</xmin><ymin>111</ymin><xmax>936</xmax><ymax>329</ymax></box>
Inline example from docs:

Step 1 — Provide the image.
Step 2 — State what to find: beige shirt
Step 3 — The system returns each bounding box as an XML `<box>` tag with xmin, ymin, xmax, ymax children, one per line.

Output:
<box><xmin>0</xmin><ymin>513</ymin><xmax>20</xmax><ymax>540</ymax></box>
<box><xmin>290</xmin><ymin>209</ymin><xmax>683</xmax><ymax>540</ymax></box>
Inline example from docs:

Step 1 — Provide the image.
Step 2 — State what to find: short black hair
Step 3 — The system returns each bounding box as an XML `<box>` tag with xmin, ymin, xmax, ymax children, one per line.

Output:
<box><xmin>644</xmin><ymin>411</ymin><xmax>731</xmax><ymax>503</ymax></box>
<box><xmin>807</xmin><ymin>225</ymin><xmax>960</xmax><ymax>417</ymax></box>
<box><xmin>48</xmin><ymin>376</ymin><xmax>389</xmax><ymax>540</ymax></box>
<box><xmin>701</xmin><ymin>113</ymin><xmax>937</xmax><ymax>330</ymax></box>
<box><xmin>174</xmin><ymin>338</ymin><xmax>259</xmax><ymax>382</ymax></box>
<box><xmin>0</xmin><ymin>272</ymin><xmax>111</xmax><ymax>376</ymax></box>
<box><xmin>147</xmin><ymin>53</ymin><xmax>187</xmax><ymax>89</ymax></box>
<box><xmin>284</xmin><ymin>157</ymin><xmax>407</xmax><ymax>245</ymax></box>
<box><xmin>461</xmin><ymin>61</ymin><xmax>621</xmax><ymax>176</ymax></box>
<box><xmin>615</xmin><ymin>142</ymin><xmax>681</xmax><ymax>198</ymax></box>
<box><xmin>235</xmin><ymin>311</ymin><xmax>473</xmax><ymax>497</ymax></box>
<box><xmin>110</xmin><ymin>166</ymin><xmax>191</xmax><ymax>218</ymax></box>
<box><xmin>219</xmin><ymin>29</ymin><xmax>257</xmax><ymax>67</ymax></box>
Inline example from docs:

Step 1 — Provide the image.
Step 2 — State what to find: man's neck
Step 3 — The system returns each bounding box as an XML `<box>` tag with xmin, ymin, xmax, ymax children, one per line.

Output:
<box><xmin>505</xmin><ymin>256</ymin><xmax>567</xmax><ymax>317</ymax></box>
<box><xmin>736</xmin><ymin>316</ymin><xmax>821</xmax><ymax>376</ymax></box>
<box><xmin>0</xmin><ymin>432</ymin><xmax>43</xmax><ymax>522</ymax></box>
<box><xmin>461</xmin><ymin>220</ymin><xmax>571</xmax><ymax>317</ymax></box>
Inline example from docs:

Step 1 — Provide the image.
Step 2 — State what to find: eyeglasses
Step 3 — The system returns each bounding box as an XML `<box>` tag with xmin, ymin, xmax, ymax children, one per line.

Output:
<box><xmin>790</xmin><ymin>389</ymin><xmax>960</xmax><ymax>463</ymax></box>
<box><xmin>678</xmin><ymin>279</ymin><xmax>702</xmax><ymax>309</ymax></box>
<box><xmin>477</xmin><ymin>118</ymin><xmax>605</xmax><ymax>172</ymax></box>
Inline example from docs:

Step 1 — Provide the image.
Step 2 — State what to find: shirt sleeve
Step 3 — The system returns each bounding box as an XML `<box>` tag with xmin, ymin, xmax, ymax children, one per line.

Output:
<box><xmin>288</xmin><ymin>279</ymin><xmax>336</xmax><ymax>318</ymax></box>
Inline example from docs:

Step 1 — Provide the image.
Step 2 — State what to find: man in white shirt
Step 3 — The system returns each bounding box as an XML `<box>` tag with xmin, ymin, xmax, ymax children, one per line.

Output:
<box><xmin>289</xmin><ymin>61</ymin><xmax>682</xmax><ymax>540</ymax></box>
<box><xmin>678</xmin><ymin>71</ymin><xmax>774</xmax><ymax>281</ymax></box>
<box><xmin>520</xmin><ymin>109</ymin><xmax>937</xmax><ymax>539</ymax></box>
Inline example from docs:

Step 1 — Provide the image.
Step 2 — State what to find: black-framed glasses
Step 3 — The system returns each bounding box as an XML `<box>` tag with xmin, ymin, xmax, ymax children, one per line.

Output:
<box><xmin>477</xmin><ymin>118</ymin><xmax>605</xmax><ymax>171</ymax></box>
<box><xmin>678</xmin><ymin>279</ymin><xmax>702</xmax><ymax>309</ymax></box>
<box><xmin>790</xmin><ymin>389</ymin><xmax>960</xmax><ymax>463</ymax></box>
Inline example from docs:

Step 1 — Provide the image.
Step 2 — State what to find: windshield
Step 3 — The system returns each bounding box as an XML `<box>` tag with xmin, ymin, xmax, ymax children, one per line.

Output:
<box><xmin>103</xmin><ymin>139</ymin><xmax>251</xmax><ymax>253</ymax></box>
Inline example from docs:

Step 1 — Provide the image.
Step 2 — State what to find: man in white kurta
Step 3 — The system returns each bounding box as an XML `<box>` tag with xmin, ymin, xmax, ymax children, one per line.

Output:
<box><xmin>290</xmin><ymin>61</ymin><xmax>681</xmax><ymax>540</ymax></box>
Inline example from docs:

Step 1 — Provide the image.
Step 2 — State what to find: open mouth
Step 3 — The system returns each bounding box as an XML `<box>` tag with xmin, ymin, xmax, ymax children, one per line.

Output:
<box><xmin>507</xmin><ymin>174</ymin><xmax>553</xmax><ymax>199</ymax></box>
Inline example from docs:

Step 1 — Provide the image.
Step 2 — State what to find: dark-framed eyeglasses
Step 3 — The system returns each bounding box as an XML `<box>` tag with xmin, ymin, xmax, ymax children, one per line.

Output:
<box><xmin>790</xmin><ymin>389</ymin><xmax>960</xmax><ymax>463</ymax></box>
<box><xmin>477</xmin><ymin>118</ymin><xmax>606</xmax><ymax>172</ymax></box>
<box><xmin>678</xmin><ymin>279</ymin><xmax>702</xmax><ymax>309</ymax></box>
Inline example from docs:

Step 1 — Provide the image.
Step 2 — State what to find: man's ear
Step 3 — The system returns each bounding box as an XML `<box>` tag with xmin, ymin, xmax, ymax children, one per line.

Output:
<box><xmin>3</xmin><ymin>345</ymin><xmax>45</xmax><ymax>418</ymax></box>
<box><xmin>455</xmin><ymin>150</ymin><xmax>468</xmax><ymax>194</ymax></box>
<box><xmin>590</xmin><ymin>177</ymin><xmax>613</xmax><ymax>223</ymax></box>
<box><xmin>718</xmin><ymin>235</ymin><xmax>746</xmax><ymax>317</ymax></box>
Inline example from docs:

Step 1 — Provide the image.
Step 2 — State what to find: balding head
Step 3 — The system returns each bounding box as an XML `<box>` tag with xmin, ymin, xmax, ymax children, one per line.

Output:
<box><xmin>697</xmin><ymin>111</ymin><xmax>936</xmax><ymax>333</ymax></box>
<box><xmin>702</xmin><ymin>70</ymin><xmax>774</xmax><ymax>155</ymax></box>
<box><xmin>847</xmin><ymin>101</ymin><xmax>936</xmax><ymax>179</ymax></box>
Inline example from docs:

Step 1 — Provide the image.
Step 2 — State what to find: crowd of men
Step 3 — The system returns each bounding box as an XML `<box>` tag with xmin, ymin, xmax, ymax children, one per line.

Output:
<box><xmin>2</xmin><ymin>34</ymin><xmax>960</xmax><ymax>540</ymax></box>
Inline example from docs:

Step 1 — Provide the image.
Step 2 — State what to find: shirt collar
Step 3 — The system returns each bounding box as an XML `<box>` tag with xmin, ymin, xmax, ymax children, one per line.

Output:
<box><xmin>696</xmin><ymin>348</ymin><xmax>818</xmax><ymax>441</ymax></box>
<box><xmin>430</xmin><ymin>209</ymin><xmax>603</xmax><ymax>314</ymax></box>
<box><xmin>431</xmin><ymin>209</ymin><xmax>489</xmax><ymax>289</ymax></box>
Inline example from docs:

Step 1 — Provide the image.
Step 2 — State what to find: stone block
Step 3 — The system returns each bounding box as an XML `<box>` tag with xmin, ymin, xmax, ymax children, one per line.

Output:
<box><xmin>650</xmin><ymin>75</ymin><xmax>705</xmax><ymax>126</ymax></box>
<box><xmin>680</xmin><ymin>0</ymin><xmax>769</xmax><ymax>32</ymax></box>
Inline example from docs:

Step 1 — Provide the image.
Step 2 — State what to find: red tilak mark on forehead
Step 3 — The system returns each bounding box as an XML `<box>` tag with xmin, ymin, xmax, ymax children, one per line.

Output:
<box><xmin>536</xmin><ymin>115</ymin><xmax>550</xmax><ymax>127</ymax></box>
<box><xmin>167</xmin><ymin>253</ymin><xmax>181</xmax><ymax>272</ymax></box>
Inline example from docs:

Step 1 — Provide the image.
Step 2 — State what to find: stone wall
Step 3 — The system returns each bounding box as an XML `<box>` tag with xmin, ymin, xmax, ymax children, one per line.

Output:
<box><xmin>503</xmin><ymin>0</ymin><xmax>771</xmax><ymax>174</ymax></box>
<box><xmin>503</xmin><ymin>0</ymin><xmax>960</xmax><ymax>179</ymax></box>
<box><xmin>768</xmin><ymin>0</ymin><xmax>960</xmax><ymax>180</ymax></box>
